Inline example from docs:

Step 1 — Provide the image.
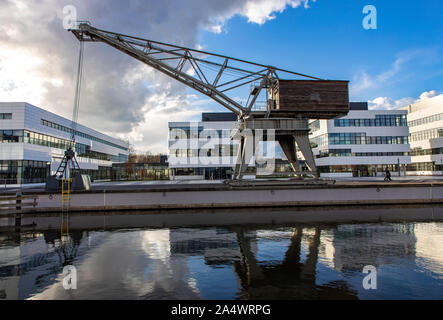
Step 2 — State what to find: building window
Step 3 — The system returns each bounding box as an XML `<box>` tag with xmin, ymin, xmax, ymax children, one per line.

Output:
<box><xmin>0</xmin><ymin>113</ymin><xmax>12</xmax><ymax>120</ymax></box>
<box><xmin>334</xmin><ymin>115</ymin><xmax>407</xmax><ymax>127</ymax></box>
<box><xmin>409</xmin><ymin>113</ymin><xmax>443</xmax><ymax>127</ymax></box>
<box><xmin>309</xmin><ymin>120</ymin><xmax>320</xmax><ymax>133</ymax></box>
<box><xmin>411</xmin><ymin>128</ymin><xmax>443</xmax><ymax>142</ymax></box>
<box><xmin>0</xmin><ymin>130</ymin><xmax>23</xmax><ymax>143</ymax></box>
<box><xmin>41</xmin><ymin>119</ymin><xmax>128</xmax><ymax>151</ymax></box>
<box><xmin>322</xmin><ymin>133</ymin><xmax>408</xmax><ymax>145</ymax></box>
<box><xmin>0</xmin><ymin>160</ymin><xmax>50</xmax><ymax>184</ymax></box>
<box><xmin>407</xmin><ymin>162</ymin><xmax>435</xmax><ymax>172</ymax></box>
<box><xmin>1</xmin><ymin>129</ymin><xmax>123</xmax><ymax>162</ymax></box>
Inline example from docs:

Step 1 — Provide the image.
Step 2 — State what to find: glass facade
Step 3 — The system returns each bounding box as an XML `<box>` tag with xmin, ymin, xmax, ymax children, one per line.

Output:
<box><xmin>81</xmin><ymin>166</ymin><xmax>113</xmax><ymax>181</ymax></box>
<box><xmin>334</xmin><ymin>114</ymin><xmax>407</xmax><ymax>127</ymax></box>
<box><xmin>0</xmin><ymin>113</ymin><xmax>12</xmax><ymax>120</ymax></box>
<box><xmin>410</xmin><ymin>147</ymin><xmax>443</xmax><ymax>156</ymax></box>
<box><xmin>112</xmin><ymin>163</ymin><xmax>169</xmax><ymax>181</ymax></box>
<box><xmin>0</xmin><ymin>130</ymin><xmax>23</xmax><ymax>143</ymax></box>
<box><xmin>407</xmin><ymin>162</ymin><xmax>437</xmax><ymax>172</ymax></box>
<box><xmin>408</xmin><ymin>113</ymin><xmax>443</xmax><ymax>127</ymax></box>
<box><xmin>309</xmin><ymin>120</ymin><xmax>320</xmax><ymax>133</ymax></box>
<box><xmin>41</xmin><ymin>119</ymin><xmax>128</xmax><ymax>151</ymax></box>
<box><xmin>171</xmin><ymin>145</ymin><xmax>238</xmax><ymax>158</ymax></box>
<box><xmin>0</xmin><ymin>160</ymin><xmax>50</xmax><ymax>185</ymax></box>
<box><xmin>310</xmin><ymin>134</ymin><xmax>329</xmax><ymax>148</ymax></box>
<box><xmin>310</xmin><ymin>113</ymin><xmax>411</xmax><ymax>177</ymax></box>
<box><xmin>0</xmin><ymin>129</ymin><xmax>128</xmax><ymax>163</ymax></box>
<box><xmin>318</xmin><ymin>164</ymin><xmax>403</xmax><ymax>177</ymax></box>
<box><xmin>410</xmin><ymin>128</ymin><xmax>443</xmax><ymax>142</ymax></box>
<box><xmin>170</xmin><ymin>127</ymin><xmax>232</xmax><ymax>139</ymax></box>
<box><xmin>317</xmin><ymin>149</ymin><xmax>408</xmax><ymax>158</ymax></box>
<box><xmin>312</xmin><ymin>133</ymin><xmax>409</xmax><ymax>147</ymax></box>
<box><xmin>171</xmin><ymin>167</ymin><xmax>234</xmax><ymax>180</ymax></box>
<box><xmin>0</xmin><ymin>129</ymin><xmax>128</xmax><ymax>184</ymax></box>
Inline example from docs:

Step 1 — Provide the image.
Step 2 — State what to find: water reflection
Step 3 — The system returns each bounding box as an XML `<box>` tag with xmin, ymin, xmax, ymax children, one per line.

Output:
<box><xmin>0</xmin><ymin>218</ymin><xmax>442</xmax><ymax>300</ymax></box>
<box><xmin>232</xmin><ymin>227</ymin><xmax>357</xmax><ymax>299</ymax></box>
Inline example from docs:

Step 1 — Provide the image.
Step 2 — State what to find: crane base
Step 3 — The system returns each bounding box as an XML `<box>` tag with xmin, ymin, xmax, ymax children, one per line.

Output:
<box><xmin>45</xmin><ymin>174</ymin><xmax>92</xmax><ymax>192</ymax></box>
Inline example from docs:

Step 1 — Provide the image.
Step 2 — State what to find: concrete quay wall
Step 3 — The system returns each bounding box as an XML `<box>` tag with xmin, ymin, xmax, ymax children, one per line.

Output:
<box><xmin>2</xmin><ymin>182</ymin><xmax>443</xmax><ymax>214</ymax></box>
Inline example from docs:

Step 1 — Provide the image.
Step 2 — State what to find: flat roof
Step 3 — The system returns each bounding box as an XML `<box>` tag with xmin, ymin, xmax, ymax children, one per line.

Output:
<box><xmin>0</xmin><ymin>102</ymin><xmax>128</xmax><ymax>149</ymax></box>
<box><xmin>202</xmin><ymin>113</ymin><xmax>237</xmax><ymax>122</ymax></box>
<box><xmin>350</xmin><ymin>102</ymin><xmax>368</xmax><ymax>111</ymax></box>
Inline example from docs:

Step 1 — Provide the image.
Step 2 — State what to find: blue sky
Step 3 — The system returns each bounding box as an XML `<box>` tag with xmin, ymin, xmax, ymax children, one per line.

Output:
<box><xmin>1</xmin><ymin>0</ymin><xmax>442</xmax><ymax>152</ymax></box>
<box><xmin>196</xmin><ymin>0</ymin><xmax>443</xmax><ymax>112</ymax></box>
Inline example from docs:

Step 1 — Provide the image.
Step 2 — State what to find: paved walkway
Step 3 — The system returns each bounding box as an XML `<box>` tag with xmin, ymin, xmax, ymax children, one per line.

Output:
<box><xmin>3</xmin><ymin>176</ymin><xmax>443</xmax><ymax>193</ymax></box>
<box><xmin>334</xmin><ymin>176</ymin><xmax>443</xmax><ymax>183</ymax></box>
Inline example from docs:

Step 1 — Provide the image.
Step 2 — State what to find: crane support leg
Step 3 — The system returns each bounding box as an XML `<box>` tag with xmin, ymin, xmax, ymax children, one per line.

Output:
<box><xmin>277</xmin><ymin>135</ymin><xmax>301</xmax><ymax>177</ymax></box>
<box><xmin>293</xmin><ymin>133</ymin><xmax>318</xmax><ymax>178</ymax></box>
<box><xmin>233</xmin><ymin>130</ymin><xmax>254</xmax><ymax>180</ymax></box>
<box><xmin>233</xmin><ymin>136</ymin><xmax>245</xmax><ymax>180</ymax></box>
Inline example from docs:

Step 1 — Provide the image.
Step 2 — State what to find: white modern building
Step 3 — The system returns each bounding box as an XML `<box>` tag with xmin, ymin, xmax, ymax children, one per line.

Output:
<box><xmin>309</xmin><ymin>102</ymin><xmax>411</xmax><ymax>178</ymax></box>
<box><xmin>168</xmin><ymin>112</ymin><xmax>293</xmax><ymax>180</ymax></box>
<box><xmin>0</xmin><ymin>102</ymin><xmax>129</xmax><ymax>184</ymax></box>
<box><xmin>401</xmin><ymin>94</ymin><xmax>443</xmax><ymax>175</ymax></box>
<box><xmin>169</xmin><ymin>105</ymin><xmax>412</xmax><ymax>180</ymax></box>
<box><xmin>168</xmin><ymin>113</ymin><xmax>244</xmax><ymax>180</ymax></box>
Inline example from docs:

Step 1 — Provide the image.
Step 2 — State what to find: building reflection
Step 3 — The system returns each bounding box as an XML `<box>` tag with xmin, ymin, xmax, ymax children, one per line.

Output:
<box><xmin>411</xmin><ymin>222</ymin><xmax>443</xmax><ymax>276</ymax></box>
<box><xmin>0</xmin><ymin>228</ymin><xmax>85</xmax><ymax>299</ymax></box>
<box><xmin>1</xmin><ymin>219</ymin><xmax>443</xmax><ymax>300</ymax></box>
<box><xmin>232</xmin><ymin>227</ymin><xmax>358</xmax><ymax>299</ymax></box>
<box><xmin>322</xmin><ymin>224</ymin><xmax>417</xmax><ymax>272</ymax></box>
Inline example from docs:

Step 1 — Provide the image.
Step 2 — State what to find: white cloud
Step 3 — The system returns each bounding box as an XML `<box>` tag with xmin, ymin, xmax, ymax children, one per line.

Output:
<box><xmin>0</xmin><ymin>48</ymin><xmax>47</xmax><ymax>103</ymax></box>
<box><xmin>203</xmin><ymin>0</ymin><xmax>314</xmax><ymax>31</ymax></box>
<box><xmin>351</xmin><ymin>71</ymin><xmax>374</xmax><ymax>93</ymax></box>
<box><xmin>351</xmin><ymin>49</ymin><xmax>439</xmax><ymax>95</ymax></box>
<box><xmin>376</xmin><ymin>55</ymin><xmax>409</xmax><ymax>83</ymax></box>
<box><xmin>0</xmin><ymin>0</ymin><xmax>315</xmax><ymax>153</ymax></box>
<box><xmin>241</xmin><ymin>0</ymin><xmax>313</xmax><ymax>24</ymax></box>
<box><xmin>368</xmin><ymin>90</ymin><xmax>441</xmax><ymax>110</ymax></box>
<box><xmin>419</xmin><ymin>90</ymin><xmax>437</xmax><ymax>100</ymax></box>
<box><xmin>118</xmin><ymin>91</ymin><xmax>214</xmax><ymax>153</ymax></box>
<box><xmin>368</xmin><ymin>96</ymin><xmax>415</xmax><ymax>110</ymax></box>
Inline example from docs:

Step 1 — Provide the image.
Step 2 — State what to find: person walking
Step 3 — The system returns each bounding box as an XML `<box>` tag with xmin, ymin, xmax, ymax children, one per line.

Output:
<box><xmin>384</xmin><ymin>167</ymin><xmax>392</xmax><ymax>182</ymax></box>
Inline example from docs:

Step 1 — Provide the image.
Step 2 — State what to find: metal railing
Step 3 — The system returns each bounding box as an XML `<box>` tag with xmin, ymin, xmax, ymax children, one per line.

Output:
<box><xmin>251</xmin><ymin>100</ymin><xmax>268</xmax><ymax>112</ymax></box>
<box><xmin>0</xmin><ymin>192</ymin><xmax>39</xmax><ymax>212</ymax></box>
<box><xmin>1</xmin><ymin>179</ymin><xmax>19</xmax><ymax>193</ymax></box>
<box><xmin>1</xmin><ymin>178</ymin><xmax>46</xmax><ymax>191</ymax></box>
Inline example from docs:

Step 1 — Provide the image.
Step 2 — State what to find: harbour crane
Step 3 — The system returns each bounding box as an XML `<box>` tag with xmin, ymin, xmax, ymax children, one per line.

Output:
<box><xmin>68</xmin><ymin>22</ymin><xmax>350</xmax><ymax>180</ymax></box>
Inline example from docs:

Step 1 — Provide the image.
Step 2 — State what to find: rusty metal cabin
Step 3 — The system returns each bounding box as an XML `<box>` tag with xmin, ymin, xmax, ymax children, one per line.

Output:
<box><xmin>267</xmin><ymin>80</ymin><xmax>350</xmax><ymax>119</ymax></box>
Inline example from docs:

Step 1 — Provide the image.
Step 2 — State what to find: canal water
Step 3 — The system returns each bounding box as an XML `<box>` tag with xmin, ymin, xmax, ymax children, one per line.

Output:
<box><xmin>0</xmin><ymin>212</ymin><xmax>442</xmax><ymax>300</ymax></box>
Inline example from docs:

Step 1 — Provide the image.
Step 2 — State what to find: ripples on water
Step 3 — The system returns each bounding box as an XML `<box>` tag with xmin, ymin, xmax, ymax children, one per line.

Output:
<box><xmin>0</xmin><ymin>219</ymin><xmax>442</xmax><ymax>300</ymax></box>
